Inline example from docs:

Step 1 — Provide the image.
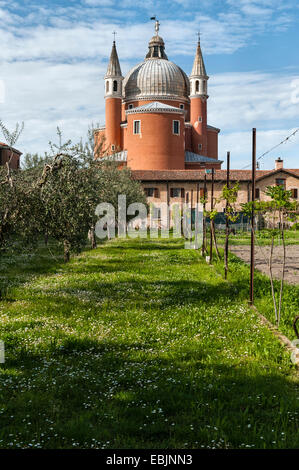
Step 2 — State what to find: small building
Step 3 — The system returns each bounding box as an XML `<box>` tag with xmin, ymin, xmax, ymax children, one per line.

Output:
<box><xmin>0</xmin><ymin>142</ymin><xmax>22</xmax><ymax>169</ymax></box>
<box><xmin>131</xmin><ymin>158</ymin><xmax>299</xmax><ymax>228</ymax></box>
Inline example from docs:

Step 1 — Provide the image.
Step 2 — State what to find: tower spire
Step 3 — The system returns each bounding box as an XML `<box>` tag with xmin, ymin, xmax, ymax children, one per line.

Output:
<box><xmin>104</xmin><ymin>38</ymin><xmax>123</xmax><ymax>152</ymax></box>
<box><xmin>189</xmin><ymin>36</ymin><xmax>209</xmax><ymax>156</ymax></box>
<box><xmin>105</xmin><ymin>39</ymin><xmax>122</xmax><ymax>78</ymax></box>
<box><xmin>190</xmin><ymin>37</ymin><xmax>207</xmax><ymax>78</ymax></box>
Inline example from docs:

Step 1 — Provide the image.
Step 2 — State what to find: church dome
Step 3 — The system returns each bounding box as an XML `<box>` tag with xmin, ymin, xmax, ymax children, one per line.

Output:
<box><xmin>123</xmin><ymin>59</ymin><xmax>190</xmax><ymax>102</ymax></box>
<box><xmin>123</xmin><ymin>26</ymin><xmax>190</xmax><ymax>102</ymax></box>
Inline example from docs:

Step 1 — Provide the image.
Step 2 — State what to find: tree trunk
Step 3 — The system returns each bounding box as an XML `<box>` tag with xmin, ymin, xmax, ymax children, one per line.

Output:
<box><xmin>64</xmin><ymin>240</ymin><xmax>70</xmax><ymax>263</ymax></box>
<box><xmin>225</xmin><ymin>210</ymin><xmax>229</xmax><ymax>279</ymax></box>
<box><xmin>211</xmin><ymin>221</ymin><xmax>221</xmax><ymax>261</ymax></box>
<box><xmin>202</xmin><ymin>209</ymin><xmax>206</xmax><ymax>257</ymax></box>
<box><xmin>89</xmin><ymin>225</ymin><xmax>97</xmax><ymax>249</ymax></box>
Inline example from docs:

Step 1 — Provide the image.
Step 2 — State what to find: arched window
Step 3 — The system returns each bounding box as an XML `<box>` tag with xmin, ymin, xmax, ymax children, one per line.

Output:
<box><xmin>106</xmin><ymin>81</ymin><xmax>109</xmax><ymax>93</ymax></box>
<box><xmin>113</xmin><ymin>80</ymin><xmax>118</xmax><ymax>92</ymax></box>
<box><xmin>195</xmin><ymin>80</ymin><xmax>199</xmax><ymax>93</ymax></box>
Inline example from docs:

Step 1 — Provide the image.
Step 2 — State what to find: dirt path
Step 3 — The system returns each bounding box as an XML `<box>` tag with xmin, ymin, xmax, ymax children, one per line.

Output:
<box><xmin>230</xmin><ymin>245</ymin><xmax>299</xmax><ymax>285</ymax></box>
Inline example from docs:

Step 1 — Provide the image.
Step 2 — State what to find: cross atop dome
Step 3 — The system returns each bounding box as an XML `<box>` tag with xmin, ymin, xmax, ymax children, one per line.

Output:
<box><xmin>155</xmin><ymin>19</ymin><xmax>160</xmax><ymax>35</ymax></box>
<box><xmin>150</xmin><ymin>16</ymin><xmax>160</xmax><ymax>36</ymax></box>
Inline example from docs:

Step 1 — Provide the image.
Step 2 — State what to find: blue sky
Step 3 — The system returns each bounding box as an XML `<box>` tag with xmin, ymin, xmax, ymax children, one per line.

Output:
<box><xmin>0</xmin><ymin>0</ymin><xmax>298</xmax><ymax>169</ymax></box>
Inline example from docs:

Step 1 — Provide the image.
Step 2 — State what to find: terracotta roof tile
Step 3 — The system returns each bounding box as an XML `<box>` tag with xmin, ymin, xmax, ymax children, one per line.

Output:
<box><xmin>131</xmin><ymin>168</ymin><xmax>299</xmax><ymax>182</ymax></box>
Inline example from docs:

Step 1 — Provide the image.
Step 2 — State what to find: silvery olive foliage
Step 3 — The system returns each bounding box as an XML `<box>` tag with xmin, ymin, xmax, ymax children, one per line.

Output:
<box><xmin>0</xmin><ymin>122</ymin><xmax>38</xmax><ymax>250</ymax></box>
<box><xmin>0</xmin><ymin>124</ymin><xmax>147</xmax><ymax>262</ymax></box>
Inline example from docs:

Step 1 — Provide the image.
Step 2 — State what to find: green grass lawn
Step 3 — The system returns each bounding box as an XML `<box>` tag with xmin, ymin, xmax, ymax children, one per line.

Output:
<box><xmin>1</xmin><ymin>237</ymin><xmax>299</xmax><ymax>449</ymax></box>
<box><xmin>216</xmin><ymin>229</ymin><xmax>299</xmax><ymax>246</ymax></box>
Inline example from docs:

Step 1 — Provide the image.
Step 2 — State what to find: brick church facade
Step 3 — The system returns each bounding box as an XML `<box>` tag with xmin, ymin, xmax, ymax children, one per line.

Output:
<box><xmin>95</xmin><ymin>20</ymin><xmax>221</xmax><ymax>171</ymax></box>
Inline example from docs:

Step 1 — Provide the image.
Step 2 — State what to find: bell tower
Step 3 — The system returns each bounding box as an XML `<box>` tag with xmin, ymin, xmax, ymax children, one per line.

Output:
<box><xmin>190</xmin><ymin>35</ymin><xmax>209</xmax><ymax>156</ymax></box>
<box><xmin>105</xmin><ymin>38</ymin><xmax>123</xmax><ymax>153</ymax></box>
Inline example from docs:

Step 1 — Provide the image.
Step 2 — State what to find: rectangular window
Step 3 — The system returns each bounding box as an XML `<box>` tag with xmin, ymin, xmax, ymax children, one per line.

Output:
<box><xmin>144</xmin><ymin>187</ymin><xmax>159</xmax><ymax>198</ymax></box>
<box><xmin>180</xmin><ymin>104</ymin><xmax>184</xmax><ymax>110</ymax></box>
<box><xmin>133</xmin><ymin>120</ymin><xmax>141</xmax><ymax>134</ymax></box>
<box><xmin>198</xmin><ymin>116</ymin><xmax>202</xmax><ymax>122</ymax></box>
<box><xmin>291</xmin><ymin>188</ymin><xmax>298</xmax><ymax>199</ymax></box>
<box><xmin>170</xmin><ymin>188</ymin><xmax>185</xmax><ymax>198</ymax></box>
<box><xmin>144</xmin><ymin>188</ymin><xmax>154</xmax><ymax>197</ymax></box>
<box><xmin>111</xmin><ymin>144</ymin><xmax>115</xmax><ymax>151</ymax></box>
<box><xmin>173</xmin><ymin>120</ymin><xmax>180</xmax><ymax>135</ymax></box>
<box><xmin>200</xmin><ymin>188</ymin><xmax>205</xmax><ymax>198</ymax></box>
<box><xmin>198</xmin><ymin>144</ymin><xmax>202</xmax><ymax>151</ymax></box>
<box><xmin>276</xmin><ymin>178</ymin><xmax>286</xmax><ymax>188</ymax></box>
<box><xmin>255</xmin><ymin>188</ymin><xmax>260</xmax><ymax>199</ymax></box>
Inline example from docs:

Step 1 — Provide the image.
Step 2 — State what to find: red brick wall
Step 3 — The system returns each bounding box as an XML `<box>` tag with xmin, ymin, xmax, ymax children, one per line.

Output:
<box><xmin>207</xmin><ymin>129</ymin><xmax>218</xmax><ymax>160</ymax></box>
<box><xmin>190</xmin><ymin>97</ymin><xmax>207</xmax><ymax>155</ymax></box>
<box><xmin>126</xmin><ymin>112</ymin><xmax>185</xmax><ymax>170</ymax></box>
<box><xmin>105</xmin><ymin>97</ymin><xmax>122</xmax><ymax>151</ymax></box>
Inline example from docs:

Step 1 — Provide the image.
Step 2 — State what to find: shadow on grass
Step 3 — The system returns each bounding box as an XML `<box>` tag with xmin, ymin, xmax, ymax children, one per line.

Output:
<box><xmin>0</xmin><ymin>240</ymin><xmax>94</xmax><ymax>299</ymax></box>
<box><xmin>1</xmin><ymin>333</ymin><xmax>298</xmax><ymax>448</ymax></box>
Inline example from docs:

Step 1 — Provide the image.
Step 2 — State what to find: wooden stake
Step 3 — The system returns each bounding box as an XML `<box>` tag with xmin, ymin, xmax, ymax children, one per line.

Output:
<box><xmin>209</xmin><ymin>169</ymin><xmax>214</xmax><ymax>264</ymax></box>
<box><xmin>224</xmin><ymin>151</ymin><xmax>230</xmax><ymax>280</ymax></box>
<box><xmin>202</xmin><ymin>174</ymin><xmax>207</xmax><ymax>256</ymax></box>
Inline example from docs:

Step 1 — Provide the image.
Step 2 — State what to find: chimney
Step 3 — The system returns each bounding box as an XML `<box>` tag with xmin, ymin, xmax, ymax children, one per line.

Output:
<box><xmin>275</xmin><ymin>158</ymin><xmax>283</xmax><ymax>170</ymax></box>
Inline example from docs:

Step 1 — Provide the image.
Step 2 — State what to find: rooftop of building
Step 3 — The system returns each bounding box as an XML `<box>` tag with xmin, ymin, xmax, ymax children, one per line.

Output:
<box><xmin>0</xmin><ymin>142</ymin><xmax>22</xmax><ymax>155</ymax></box>
<box><xmin>131</xmin><ymin>168</ymin><xmax>299</xmax><ymax>182</ymax></box>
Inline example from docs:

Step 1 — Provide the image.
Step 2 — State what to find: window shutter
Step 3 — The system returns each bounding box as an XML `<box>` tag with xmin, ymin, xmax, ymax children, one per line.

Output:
<box><xmin>255</xmin><ymin>188</ymin><xmax>260</xmax><ymax>199</ymax></box>
<box><xmin>200</xmin><ymin>188</ymin><xmax>204</xmax><ymax>198</ymax></box>
<box><xmin>181</xmin><ymin>188</ymin><xmax>185</xmax><ymax>198</ymax></box>
<box><xmin>292</xmin><ymin>188</ymin><xmax>298</xmax><ymax>199</ymax></box>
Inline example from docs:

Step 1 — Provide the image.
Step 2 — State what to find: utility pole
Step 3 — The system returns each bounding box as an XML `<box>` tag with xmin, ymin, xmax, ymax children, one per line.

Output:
<box><xmin>224</xmin><ymin>151</ymin><xmax>230</xmax><ymax>280</ymax></box>
<box><xmin>209</xmin><ymin>168</ymin><xmax>215</xmax><ymax>264</ymax></box>
<box><xmin>250</xmin><ymin>128</ymin><xmax>256</xmax><ymax>305</ymax></box>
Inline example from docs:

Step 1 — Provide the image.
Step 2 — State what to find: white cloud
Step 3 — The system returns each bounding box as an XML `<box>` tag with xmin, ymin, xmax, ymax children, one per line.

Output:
<box><xmin>209</xmin><ymin>71</ymin><xmax>299</xmax><ymax>131</ymax></box>
<box><xmin>208</xmin><ymin>71</ymin><xmax>299</xmax><ymax>168</ymax></box>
